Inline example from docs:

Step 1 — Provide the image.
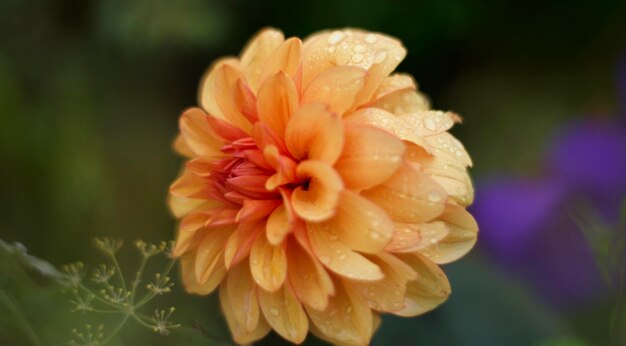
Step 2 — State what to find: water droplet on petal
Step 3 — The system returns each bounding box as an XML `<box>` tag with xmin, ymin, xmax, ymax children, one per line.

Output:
<box><xmin>351</xmin><ymin>53</ymin><xmax>364</xmax><ymax>63</ymax></box>
<box><xmin>428</xmin><ymin>190</ymin><xmax>443</xmax><ymax>202</ymax></box>
<box><xmin>365</xmin><ymin>34</ymin><xmax>378</xmax><ymax>44</ymax></box>
<box><xmin>327</xmin><ymin>31</ymin><xmax>346</xmax><ymax>45</ymax></box>
<box><xmin>374</xmin><ymin>50</ymin><xmax>388</xmax><ymax>64</ymax></box>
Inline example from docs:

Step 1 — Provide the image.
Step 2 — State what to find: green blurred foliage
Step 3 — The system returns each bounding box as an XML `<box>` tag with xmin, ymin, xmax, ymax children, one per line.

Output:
<box><xmin>1</xmin><ymin>0</ymin><xmax>625</xmax><ymax>345</ymax></box>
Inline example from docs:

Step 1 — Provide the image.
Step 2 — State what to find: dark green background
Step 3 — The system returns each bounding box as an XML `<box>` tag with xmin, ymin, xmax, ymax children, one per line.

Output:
<box><xmin>1</xmin><ymin>0</ymin><xmax>625</xmax><ymax>345</ymax></box>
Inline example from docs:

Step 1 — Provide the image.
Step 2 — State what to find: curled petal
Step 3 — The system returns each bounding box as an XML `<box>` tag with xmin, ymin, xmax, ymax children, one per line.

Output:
<box><xmin>173</xmin><ymin>134</ymin><xmax>195</xmax><ymax>158</ymax></box>
<box><xmin>292</xmin><ymin>160</ymin><xmax>344</xmax><ymax>222</ymax></box>
<box><xmin>257</xmin><ymin>71</ymin><xmax>299</xmax><ymax>137</ymax></box>
<box><xmin>307</xmin><ymin>221</ymin><xmax>383</xmax><ymax>281</ymax></box>
<box><xmin>330</xmin><ymin>190</ymin><xmax>394</xmax><ymax>253</ymax></box>
<box><xmin>362</xmin><ymin>163</ymin><xmax>446</xmax><ymax>223</ymax></box>
<box><xmin>287</xmin><ymin>237</ymin><xmax>334</xmax><ymax>311</ymax></box>
<box><xmin>258</xmin><ymin>284</ymin><xmax>309</xmax><ymax>343</ymax></box>
<box><xmin>370</xmin><ymin>89</ymin><xmax>430</xmax><ymax>115</ymax></box>
<box><xmin>285</xmin><ymin>103</ymin><xmax>344</xmax><ymax>164</ymax></box>
<box><xmin>266</xmin><ymin>205</ymin><xmax>293</xmax><ymax>245</ymax></box>
<box><xmin>240</xmin><ymin>28</ymin><xmax>285</xmax><ymax>91</ymax></box>
<box><xmin>220</xmin><ymin>280</ymin><xmax>270</xmax><ymax>344</ymax></box>
<box><xmin>306</xmin><ymin>278</ymin><xmax>373</xmax><ymax>346</ymax></box>
<box><xmin>334</xmin><ymin>124</ymin><xmax>405</xmax><ymax>190</ymax></box>
<box><xmin>250</xmin><ymin>233</ymin><xmax>288</xmax><ymax>292</ymax></box>
<box><xmin>419</xmin><ymin>204</ymin><xmax>478</xmax><ymax>264</ymax></box>
<box><xmin>394</xmin><ymin>253</ymin><xmax>451</xmax><ymax>317</ymax></box>
<box><xmin>302</xmin><ymin>66</ymin><xmax>366</xmax><ymax>115</ymax></box>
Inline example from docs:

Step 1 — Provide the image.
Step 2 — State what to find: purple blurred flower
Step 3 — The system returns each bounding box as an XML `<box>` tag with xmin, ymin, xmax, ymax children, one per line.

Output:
<box><xmin>474</xmin><ymin>62</ymin><xmax>626</xmax><ymax>307</ymax></box>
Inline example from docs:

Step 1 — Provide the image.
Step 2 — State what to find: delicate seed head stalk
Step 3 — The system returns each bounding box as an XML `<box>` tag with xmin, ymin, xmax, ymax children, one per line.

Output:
<box><xmin>93</xmin><ymin>238</ymin><xmax>123</xmax><ymax>256</ymax></box>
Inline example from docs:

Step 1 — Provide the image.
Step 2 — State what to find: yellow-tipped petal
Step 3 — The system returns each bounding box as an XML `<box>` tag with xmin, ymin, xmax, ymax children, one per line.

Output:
<box><xmin>258</xmin><ymin>284</ymin><xmax>309</xmax><ymax>344</ymax></box>
<box><xmin>334</xmin><ymin>124</ymin><xmax>405</xmax><ymax>190</ymax></box>
<box><xmin>362</xmin><ymin>163</ymin><xmax>446</xmax><ymax>223</ymax></box>
<box><xmin>257</xmin><ymin>71</ymin><xmax>299</xmax><ymax>137</ymax></box>
<box><xmin>287</xmin><ymin>237</ymin><xmax>333</xmax><ymax>311</ymax></box>
<box><xmin>292</xmin><ymin>160</ymin><xmax>344</xmax><ymax>222</ymax></box>
<box><xmin>394</xmin><ymin>253</ymin><xmax>451</xmax><ymax>317</ymax></box>
<box><xmin>198</xmin><ymin>57</ymin><xmax>239</xmax><ymax>120</ymax></box>
<box><xmin>240</xmin><ymin>28</ymin><xmax>285</xmax><ymax>91</ymax></box>
<box><xmin>330</xmin><ymin>190</ymin><xmax>394</xmax><ymax>253</ymax></box>
<box><xmin>307</xmin><ymin>221</ymin><xmax>383</xmax><ymax>281</ymax></box>
<box><xmin>181</xmin><ymin>252</ymin><xmax>226</xmax><ymax>295</ymax></box>
<box><xmin>226</xmin><ymin>262</ymin><xmax>261</xmax><ymax>333</ymax></box>
<box><xmin>259</xmin><ymin>37</ymin><xmax>302</xmax><ymax>86</ymax></box>
<box><xmin>179</xmin><ymin>107</ymin><xmax>225</xmax><ymax>158</ymax></box>
<box><xmin>385</xmin><ymin>221</ymin><xmax>448</xmax><ymax>253</ymax></box>
<box><xmin>419</xmin><ymin>203</ymin><xmax>478</xmax><ymax>264</ymax></box>
<box><xmin>266</xmin><ymin>205</ymin><xmax>293</xmax><ymax>245</ymax></box>
<box><xmin>220</xmin><ymin>281</ymin><xmax>270</xmax><ymax>344</ymax></box>
<box><xmin>302</xmin><ymin>29</ymin><xmax>406</xmax><ymax>109</ymax></box>
<box><xmin>285</xmin><ymin>103</ymin><xmax>344</xmax><ymax>164</ymax></box>
<box><xmin>195</xmin><ymin>228</ymin><xmax>232</xmax><ymax>284</ymax></box>
<box><xmin>250</xmin><ymin>233</ymin><xmax>287</xmax><ymax>292</ymax></box>
<box><xmin>352</xmin><ymin>253</ymin><xmax>417</xmax><ymax>312</ymax></box>
<box><xmin>306</xmin><ymin>278</ymin><xmax>373</xmax><ymax>346</ymax></box>
<box><xmin>301</xmin><ymin>66</ymin><xmax>366</xmax><ymax>115</ymax></box>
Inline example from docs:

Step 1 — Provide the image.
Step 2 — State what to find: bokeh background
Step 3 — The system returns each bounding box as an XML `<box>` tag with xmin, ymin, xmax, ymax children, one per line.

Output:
<box><xmin>1</xmin><ymin>0</ymin><xmax>625</xmax><ymax>345</ymax></box>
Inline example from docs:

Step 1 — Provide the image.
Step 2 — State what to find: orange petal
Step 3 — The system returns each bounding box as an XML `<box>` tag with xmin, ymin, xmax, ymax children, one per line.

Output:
<box><xmin>179</xmin><ymin>107</ymin><xmax>225</xmax><ymax>158</ymax></box>
<box><xmin>259</xmin><ymin>37</ymin><xmax>302</xmax><ymax>86</ymax></box>
<box><xmin>301</xmin><ymin>66</ymin><xmax>366</xmax><ymax>115</ymax></box>
<box><xmin>195</xmin><ymin>227</ymin><xmax>232</xmax><ymax>284</ymax></box>
<box><xmin>285</xmin><ymin>103</ymin><xmax>344</xmax><ymax>164</ymax></box>
<box><xmin>302</xmin><ymin>30</ymin><xmax>406</xmax><ymax>110</ymax></box>
<box><xmin>180</xmin><ymin>252</ymin><xmax>226</xmax><ymax>295</ymax></box>
<box><xmin>168</xmin><ymin>194</ymin><xmax>221</xmax><ymax>218</ymax></box>
<box><xmin>252</xmin><ymin>121</ymin><xmax>289</xmax><ymax>153</ymax></box>
<box><xmin>306</xmin><ymin>278</ymin><xmax>373</xmax><ymax>346</ymax></box>
<box><xmin>334</xmin><ymin>123</ymin><xmax>405</xmax><ymax>190</ymax></box>
<box><xmin>205</xmin><ymin>114</ymin><xmax>248</xmax><ymax>142</ymax></box>
<box><xmin>419</xmin><ymin>204</ymin><xmax>478</xmax><ymax>264</ymax></box>
<box><xmin>250</xmin><ymin>233</ymin><xmax>287</xmax><ymax>292</ymax></box>
<box><xmin>370</xmin><ymin>87</ymin><xmax>430</xmax><ymax>115</ymax></box>
<box><xmin>240</xmin><ymin>28</ymin><xmax>285</xmax><ymax>92</ymax></box>
<box><xmin>224</xmin><ymin>221</ymin><xmax>264</xmax><ymax>269</ymax></box>
<box><xmin>352</xmin><ymin>253</ymin><xmax>417</xmax><ymax>312</ymax></box>
<box><xmin>220</xmin><ymin>281</ymin><xmax>270</xmax><ymax>344</ymax></box>
<box><xmin>169</xmin><ymin>168</ymin><xmax>208</xmax><ymax>198</ymax></box>
<box><xmin>362</xmin><ymin>163</ymin><xmax>446</xmax><ymax>223</ymax></box>
<box><xmin>198</xmin><ymin>57</ymin><xmax>239</xmax><ymax>120</ymax></box>
<box><xmin>287</xmin><ymin>237</ymin><xmax>334</xmax><ymax>311</ymax></box>
<box><xmin>292</xmin><ymin>160</ymin><xmax>344</xmax><ymax>222</ymax></box>
<box><xmin>172</xmin><ymin>211</ymin><xmax>212</xmax><ymax>257</ymax></box>
<box><xmin>266</xmin><ymin>205</ymin><xmax>293</xmax><ymax>245</ymax></box>
<box><xmin>329</xmin><ymin>190</ymin><xmax>394</xmax><ymax>253</ymax></box>
<box><xmin>307</xmin><ymin>221</ymin><xmax>383</xmax><ymax>281</ymax></box>
<box><xmin>258</xmin><ymin>284</ymin><xmax>309</xmax><ymax>343</ymax></box>
<box><xmin>236</xmin><ymin>199</ymin><xmax>281</xmax><ymax>223</ymax></box>
<box><xmin>213</xmin><ymin>64</ymin><xmax>254</xmax><ymax>133</ymax></box>
<box><xmin>234</xmin><ymin>79</ymin><xmax>258</xmax><ymax>123</ymax></box>
<box><xmin>393</xmin><ymin>253</ymin><xmax>451</xmax><ymax>317</ymax></box>
<box><xmin>257</xmin><ymin>71</ymin><xmax>299</xmax><ymax>137</ymax></box>
<box><xmin>173</xmin><ymin>134</ymin><xmax>195</xmax><ymax>158</ymax></box>
<box><xmin>385</xmin><ymin>221</ymin><xmax>448</xmax><ymax>253</ymax></box>
<box><xmin>225</xmin><ymin>262</ymin><xmax>262</xmax><ymax>333</ymax></box>
<box><xmin>371</xmin><ymin>73</ymin><xmax>416</xmax><ymax>101</ymax></box>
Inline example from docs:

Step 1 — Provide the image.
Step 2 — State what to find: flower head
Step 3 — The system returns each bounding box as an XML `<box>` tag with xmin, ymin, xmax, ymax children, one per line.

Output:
<box><xmin>169</xmin><ymin>28</ymin><xmax>477</xmax><ymax>345</ymax></box>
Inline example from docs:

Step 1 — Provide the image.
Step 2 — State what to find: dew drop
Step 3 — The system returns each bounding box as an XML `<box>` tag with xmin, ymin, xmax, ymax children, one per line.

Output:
<box><xmin>365</xmin><ymin>34</ymin><xmax>378</xmax><ymax>44</ymax></box>
<box><xmin>354</xmin><ymin>44</ymin><xmax>366</xmax><ymax>53</ymax></box>
<box><xmin>339</xmin><ymin>254</ymin><xmax>347</xmax><ymax>260</ymax></box>
<box><xmin>327</xmin><ymin>31</ymin><xmax>346</xmax><ymax>45</ymax></box>
<box><xmin>424</xmin><ymin>117</ymin><xmax>437</xmax><ymax>131</ymax></box>
<box><xmin>270</xmin><ymin>308</ymin><xmax>279</xmax><ymax>316</ymax></box>
<box><xmin>351</xmin><ymin>53</ymin><xmax>364</xmax><ymax>63</ymax></box>
<box><xmin>428</xmin><ymin>190</ymin><xmax>443</xmax><ymax>202</ymax></box>
<box><xmin>369</xmin><ymin>231</ymin><xmax>380</xmax><ymax>240</ymax></box>
<box><xmin>374</xmin><ymin>50</ymin><xmax>388</xmax><ymax>64</ymax></box>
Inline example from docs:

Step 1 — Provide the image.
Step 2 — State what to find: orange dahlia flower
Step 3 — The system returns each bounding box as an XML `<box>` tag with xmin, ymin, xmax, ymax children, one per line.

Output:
<box><xmin>169</xmin><ymin>28</ymin><xmax>477</xmax><ymax>345</ymax></box>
